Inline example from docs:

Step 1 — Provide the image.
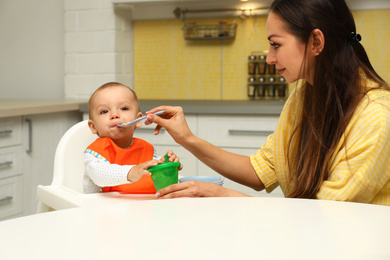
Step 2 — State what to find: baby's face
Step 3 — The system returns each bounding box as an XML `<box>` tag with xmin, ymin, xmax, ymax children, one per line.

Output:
<box><xmin>88</xmin><ymin>86</ymin><xmax>142</xmax><ymax>146</ymax></box>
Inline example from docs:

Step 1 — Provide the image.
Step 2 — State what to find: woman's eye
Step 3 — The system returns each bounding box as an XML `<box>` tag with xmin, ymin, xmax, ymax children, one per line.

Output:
<box><xmin>120</xmin><ymin>107</ymin><xmax>129</xmax><ymax>111</ymax></box>
<box><xmin>100</xmin><ymin>110</ymin><xmax>108</xmax><ymax>115</ymax></box>
<box><xmin>270</xmin><ymin>42</ymin><xmax>280</xmax><ymax>49</ymax></box>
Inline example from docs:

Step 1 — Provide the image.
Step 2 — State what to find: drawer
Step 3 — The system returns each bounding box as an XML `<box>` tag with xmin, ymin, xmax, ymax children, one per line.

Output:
<box><xmin>0</xmin><ymin>175</ymin><xmax>23</xmax><ymax>220</ymax></box>
<box><xmin>198</xmin><ymin>114</ymin><xmax>279</xmax><ymax>148</ymax></box>
<box><xmin>0</xmin><ymin>117</ymin><xmax>22</xmax><ymax>147</ymax></box>
<box><xmin>134</xmin><ymin>115</ymin><xmax>197</xmax><ymax>146</ymax></box>
<box><xmin>197</xmin><ymin>147</ymin><xmax>284</xmax><ymax>198</ymax></box>
<box><xmin>0</xmin><ymin>146</ymin><xmax>23</xmax><ymax>179</ymax></box>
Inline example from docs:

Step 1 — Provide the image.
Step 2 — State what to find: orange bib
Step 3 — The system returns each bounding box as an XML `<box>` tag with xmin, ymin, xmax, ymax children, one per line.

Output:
<box><xmin>87</xmin><ymin>137</ymin><xmax>156</xmax><ymax>194</ymax></box>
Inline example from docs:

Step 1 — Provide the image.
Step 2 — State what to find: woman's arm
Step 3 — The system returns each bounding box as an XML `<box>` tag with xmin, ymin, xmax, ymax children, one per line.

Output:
<box><xmin>146</xmin><ymin>106</ymin><xmax>265</xmax><ymax>191</ymax></box>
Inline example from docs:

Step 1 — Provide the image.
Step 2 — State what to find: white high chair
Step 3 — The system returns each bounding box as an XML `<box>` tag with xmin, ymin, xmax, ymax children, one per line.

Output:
<box><xmin>36</xmin><ymin>120</ymin><xmax>155</xmax><ymax>213</ymax></box>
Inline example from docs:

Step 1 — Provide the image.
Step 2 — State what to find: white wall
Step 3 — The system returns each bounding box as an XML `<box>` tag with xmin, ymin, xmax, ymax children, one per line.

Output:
<box><xmin>64</xmin><ymin>0</ymin><xmax>133</xmax><ymax>99</ymax></box>
<box><xmin>0</xmin><ymin>0</ymin><xmax>64</xmax><ymax>99</ymax></box>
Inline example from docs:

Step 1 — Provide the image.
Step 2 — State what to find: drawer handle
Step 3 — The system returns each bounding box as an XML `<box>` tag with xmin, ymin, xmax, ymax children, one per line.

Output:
<box><xmin>137</xmin><ymin>128</ymin><xmax>166</xmax><ymax>133</ymax></box>
<box><xmin>26</xmin><ymin>118</ymin><xmax>33</xmax><ymax>153</ymax></box>
<box><xmin>0</xmin><ymin>196</ymin><xmax>13</xmax><ymax>204</ymax></box>
<box><xmin>0</xmin><ymin>129</ymin><xmax>12</xmax><ymax>136</ymax></box>
<box><xmin>228</xmin><ymin>129</ymin><xmax>273</xmax><ymax>136</ymax></box>
<box><xmin>0</xmin><ymin>161</ymin><xmax>13</xmax><ymax>167</ymax></box>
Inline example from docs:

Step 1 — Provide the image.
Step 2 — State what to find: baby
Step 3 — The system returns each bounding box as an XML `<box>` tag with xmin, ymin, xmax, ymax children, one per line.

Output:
<box><xmin>83</xmin><ymin>82</ymin><xmax>180</xmax><ymax>194</ymax></box>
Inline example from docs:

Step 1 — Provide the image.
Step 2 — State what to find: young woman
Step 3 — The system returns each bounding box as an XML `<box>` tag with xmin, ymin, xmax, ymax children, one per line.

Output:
<box><xmin>146</xmin><ymin>0</ymin><xmax>390</xmax><ymax>205</ymax></box>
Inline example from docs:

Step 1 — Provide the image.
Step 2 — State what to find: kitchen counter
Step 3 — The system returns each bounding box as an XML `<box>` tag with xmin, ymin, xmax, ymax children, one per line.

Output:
<box><xmin>0</xmin><ymin>99</ymin><xmax>88</xmax><ymax>118</ymax></box>
<box><xmin>79</xmin><ymin>99</ymin><xmax>286</xmax><ymax>115</ymax></box>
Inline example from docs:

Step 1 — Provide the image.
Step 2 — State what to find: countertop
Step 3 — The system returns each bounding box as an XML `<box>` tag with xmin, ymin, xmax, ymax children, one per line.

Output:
<box><xmin>0</xmin><ymin>99</ymin><xmax>88</xmax><ymax>118</ymax></box>
<box><xmin>0</xmin><ymin>99</ymin><xmax>285</xmax><ymax>118</ymax></box>
<box><xmin>80</xmin><ymin>99</ymin><xmax>286</xmax><ymax>115</ymax></box>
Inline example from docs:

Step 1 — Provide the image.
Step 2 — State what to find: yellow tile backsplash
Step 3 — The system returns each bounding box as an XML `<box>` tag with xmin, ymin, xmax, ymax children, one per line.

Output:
<box><xmin>134</xmin><ymin>9</ymin><xmax>390</xmax><ymax>100</ymax></box>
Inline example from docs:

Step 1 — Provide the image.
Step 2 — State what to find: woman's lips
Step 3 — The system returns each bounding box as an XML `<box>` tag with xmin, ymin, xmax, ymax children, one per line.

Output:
<box><xmin>278</xmin><ymin>68</ymin><xmax>286</xmax><ymax>75</ymax></box>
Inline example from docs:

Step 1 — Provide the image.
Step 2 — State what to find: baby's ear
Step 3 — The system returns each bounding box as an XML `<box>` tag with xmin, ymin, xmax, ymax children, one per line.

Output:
<box><xmin>135</xmin><ymin>112</ymin><xmax>143</xmax><ymax>128</ymax></box>
<box><xmin>88</xmin><ymin>120</ymin><xmax>98</xmax><ymax>135</ymax></box>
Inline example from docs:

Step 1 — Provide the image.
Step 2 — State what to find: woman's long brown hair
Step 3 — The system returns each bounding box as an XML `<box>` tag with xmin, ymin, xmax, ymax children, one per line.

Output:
<box><xmin>270</xmin><ymin>0</ymin><xmax>389</xmax><ymax>198</ymax></box>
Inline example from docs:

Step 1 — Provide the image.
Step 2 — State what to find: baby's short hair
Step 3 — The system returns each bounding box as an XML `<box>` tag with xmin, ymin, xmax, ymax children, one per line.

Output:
<box><xmin>88</xmin><ymin>82</ymin><xmax>140</xmax><ymax>119</ymax></box>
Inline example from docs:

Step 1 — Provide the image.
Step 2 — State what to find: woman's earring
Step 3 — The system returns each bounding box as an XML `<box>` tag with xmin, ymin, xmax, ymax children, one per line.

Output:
<box><xmin>316</xmin><ymin>49</ymin><xmax>322</xmax><ymax>56</ymax></box>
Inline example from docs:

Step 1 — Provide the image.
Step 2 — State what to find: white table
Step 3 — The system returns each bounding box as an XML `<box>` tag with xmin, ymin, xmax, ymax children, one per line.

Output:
<box><xmin>1</xmin><ymin>197</ymin><xmax>389</xmax><ymax>260</ymax></box>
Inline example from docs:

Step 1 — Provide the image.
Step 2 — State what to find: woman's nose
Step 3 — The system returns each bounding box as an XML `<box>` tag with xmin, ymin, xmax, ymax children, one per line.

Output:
<box><xmin>266</xmin><ymin>50</ymin><xmax>276</xmax><ymax>65</ymax></box>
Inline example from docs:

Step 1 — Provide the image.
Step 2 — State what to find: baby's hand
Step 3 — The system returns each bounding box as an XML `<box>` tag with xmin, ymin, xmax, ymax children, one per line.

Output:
<box><xmin>165</xmin><ymin>150</ymin><xmax>183</xmax><ymax>170</ymax></box>
<box><xmin>127</xmin><ymin>160</ymin><xmax>159</xmax><ymax>182</ymax></box>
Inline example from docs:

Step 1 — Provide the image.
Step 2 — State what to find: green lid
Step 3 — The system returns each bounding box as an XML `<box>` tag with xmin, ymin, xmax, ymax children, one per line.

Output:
<box><xmin>148</xmin><ymin>154</ymin><xmax>181</xmax><ymax>172</ymax></box>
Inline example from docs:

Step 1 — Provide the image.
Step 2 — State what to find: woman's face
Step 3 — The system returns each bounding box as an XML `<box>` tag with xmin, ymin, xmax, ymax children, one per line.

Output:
<box><xmin>266</xmin><ymin>11</ymin><xmax>312</xmax><ymax>83</ymax></box>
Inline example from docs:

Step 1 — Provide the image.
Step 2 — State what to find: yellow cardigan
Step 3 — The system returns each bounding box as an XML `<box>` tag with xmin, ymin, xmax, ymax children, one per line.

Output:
<box><xmin>251</xmin><ymin>78</ymin><xmax>390</xmax><ymax>205</ymax></box>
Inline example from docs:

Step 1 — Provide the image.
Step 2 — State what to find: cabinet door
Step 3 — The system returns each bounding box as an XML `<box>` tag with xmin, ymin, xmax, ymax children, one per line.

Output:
<box><xmin>197</xmin><ymin>147</ymin><xmax>284</xmax><ymax>197</ymax></box>
<box><xmin>198</xmin><ymin>114</ymin><xmax>279</xmax><ymax>148</ymax></box>
<box><xmin>0</xmin><ymin>117</ymin><xmax>22</xmax><ymax>147</ymax></box>
<box><xmin>0</xmin><ymin>175</ymin><xmax>23</xmax><ymax>220</ymax></box>
<box><xmin>197</xmin><ymin>114</ymin><xmax>283</xmax><ymax>197</ymax></box>
<box><xmin>0</xmin><ymin>146</ymin><xmax>22</xmax><ymax>179</ymax></box>
<box><xmin>22</xmin><ymin>111</ymin><xmax>83</xmax><ymax>215</ymax></box>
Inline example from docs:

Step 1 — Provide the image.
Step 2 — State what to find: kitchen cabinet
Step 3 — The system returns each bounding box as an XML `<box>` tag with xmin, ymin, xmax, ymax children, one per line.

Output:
<box><xmin>0</xmin><ymin>117</ymin><xmax>23</xmax><ymax>220</ymax></box>
<box><xmin>0</xmin><ymin>111</ymin><xmax>82</xmax><ymax>221</ymax></box>
<box><xmin>197</xmin><ymin>114</ymin><xmax>283</xmax><ymax>197</ymax></box>
<box><xmin>22</xmin><ymin>112</ymin><xmax>83</xmax><ymax>216</ymax></box>
<box><xmin>134</xmin><ymin>113</ymin><xmax>284</xmax><ymax>197</ymax></box>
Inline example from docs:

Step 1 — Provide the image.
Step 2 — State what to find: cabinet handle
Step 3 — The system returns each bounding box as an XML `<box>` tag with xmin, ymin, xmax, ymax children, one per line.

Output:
<box><xmin>0</xmin><ymin>129</ymin><xmax>12</xmax><ymax>136</ymax></box>
<box><xmin>26</xmin><ymin>118</ymin><xmax>32</xmax><ymax>153</ymax></box>
<box><xmin>137</xmin><ymin>128</ymin><xmax>166</xmax><ymax>133</ymax></box>
<box><xmin>228</xmin><ymin>129</ymin><xmax>273</xmax><ymax>136</ymax></box>
<box><xmin>0</xmin><ymin>161</ymin><xmax>13</xmax><ymax>167</ymax></box>
<box><xmin>0</xmin><ymin>196</ymin><xmax>13</xmax><ymax>204</ymax></box>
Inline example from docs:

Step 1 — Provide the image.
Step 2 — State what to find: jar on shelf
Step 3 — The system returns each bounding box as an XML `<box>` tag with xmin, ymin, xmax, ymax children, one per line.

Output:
<box><xmin>218</xmin><ymin>21</ymin><xmax>229</xmax><ymax>37</ymax></box>
<box><xmin>267</xmin><ymin>77</ymin><xmax>276</xmax><ymax>97</ymax></box>
<box><xmin>248</xmin><ymin>55</ymin><xmax>257</xmax><ymax>75</ymax></box>
<box><xmin>257</xmin><ymin>55</ymin><xmax>267</xmax><ymax>75</ymax></box>
<box><xmin>268</xmin><ymin>63</ymin><xmax>276</xmax><ymax>74</ymax></box>
<box><xmin>277</xmin><ymin>77</ymin><xmax>287</xmax><ymax>98</ymax></box>
<box><xmin>257</xmin><ymin>77</ymin><xmax>266</xmax><ymax>97</ymax></box>
<box><xmin>185</xmin><ymin>22</ymin><xmax>197</xmax><ymax>38</ymax></box>
<box><xmin>247</xmin><ymin>77</ymin><xmax>257</xmax><ymax>97</ymax></box>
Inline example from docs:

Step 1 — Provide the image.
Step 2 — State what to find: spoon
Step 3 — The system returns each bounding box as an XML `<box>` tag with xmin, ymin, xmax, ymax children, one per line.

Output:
<box><xmin>117</xmin><ymin>110</ymin><xmax>166</xmax><ymax>127</ymax></box>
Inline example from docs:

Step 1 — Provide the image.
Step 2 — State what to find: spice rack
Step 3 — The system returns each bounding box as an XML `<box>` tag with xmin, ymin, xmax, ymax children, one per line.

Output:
<box><xmin>182</xmin><ymin>22</ymin><xmax>237</xmax><ymax>40</ymax></box>
<box><xmin>247</xmin><ymin>51</ymin><xmax>288</xmax><ymax>100</ymax></box>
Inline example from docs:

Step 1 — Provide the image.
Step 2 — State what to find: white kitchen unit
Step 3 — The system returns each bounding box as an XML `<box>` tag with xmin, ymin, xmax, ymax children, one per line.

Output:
<box><xmin>197</xmin><ymin>114</ymin><xmax>283</xmax><ymax>197</ymax></box>
<box><xmin>22</xmin><ymin>112</ymin><xmax>83</xmax><ymax>216</ymax></box>
<box><xmin>0</xmin><ymin>117</ymin><xmax>23</xmax><ymax>220</ymax></box>
<box><xmin>0</xmin><ymin>100</ymin><xmax>85</xmax><ymax>221</ymax></box>
<box><xmin>134</xmin><ymin>112</ymin><xmax>284</xmax><ymax>197</ymax></box>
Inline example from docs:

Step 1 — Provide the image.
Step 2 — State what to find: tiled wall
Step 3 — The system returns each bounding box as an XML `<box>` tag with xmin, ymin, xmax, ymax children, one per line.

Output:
<box><xmin>133</xmin><ymin>9</ymin><xmax>390</xmax><ymax>100</ymax></box>
<box><xmin>64</xmin><ymin>0</ymin><xmax>133</xmax><ymax>99</ymax></box>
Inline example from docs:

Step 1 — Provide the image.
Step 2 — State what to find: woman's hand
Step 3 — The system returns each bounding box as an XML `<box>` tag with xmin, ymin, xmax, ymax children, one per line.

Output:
<box><xmin>145</xmin><ymin>106</ymin><xmax>194</xmax><ymax>146</ymax></box>
<box><xmin>155</xmin><ymin>181</ymin><xmax>251</xmax><ymax>198</ymax></box>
